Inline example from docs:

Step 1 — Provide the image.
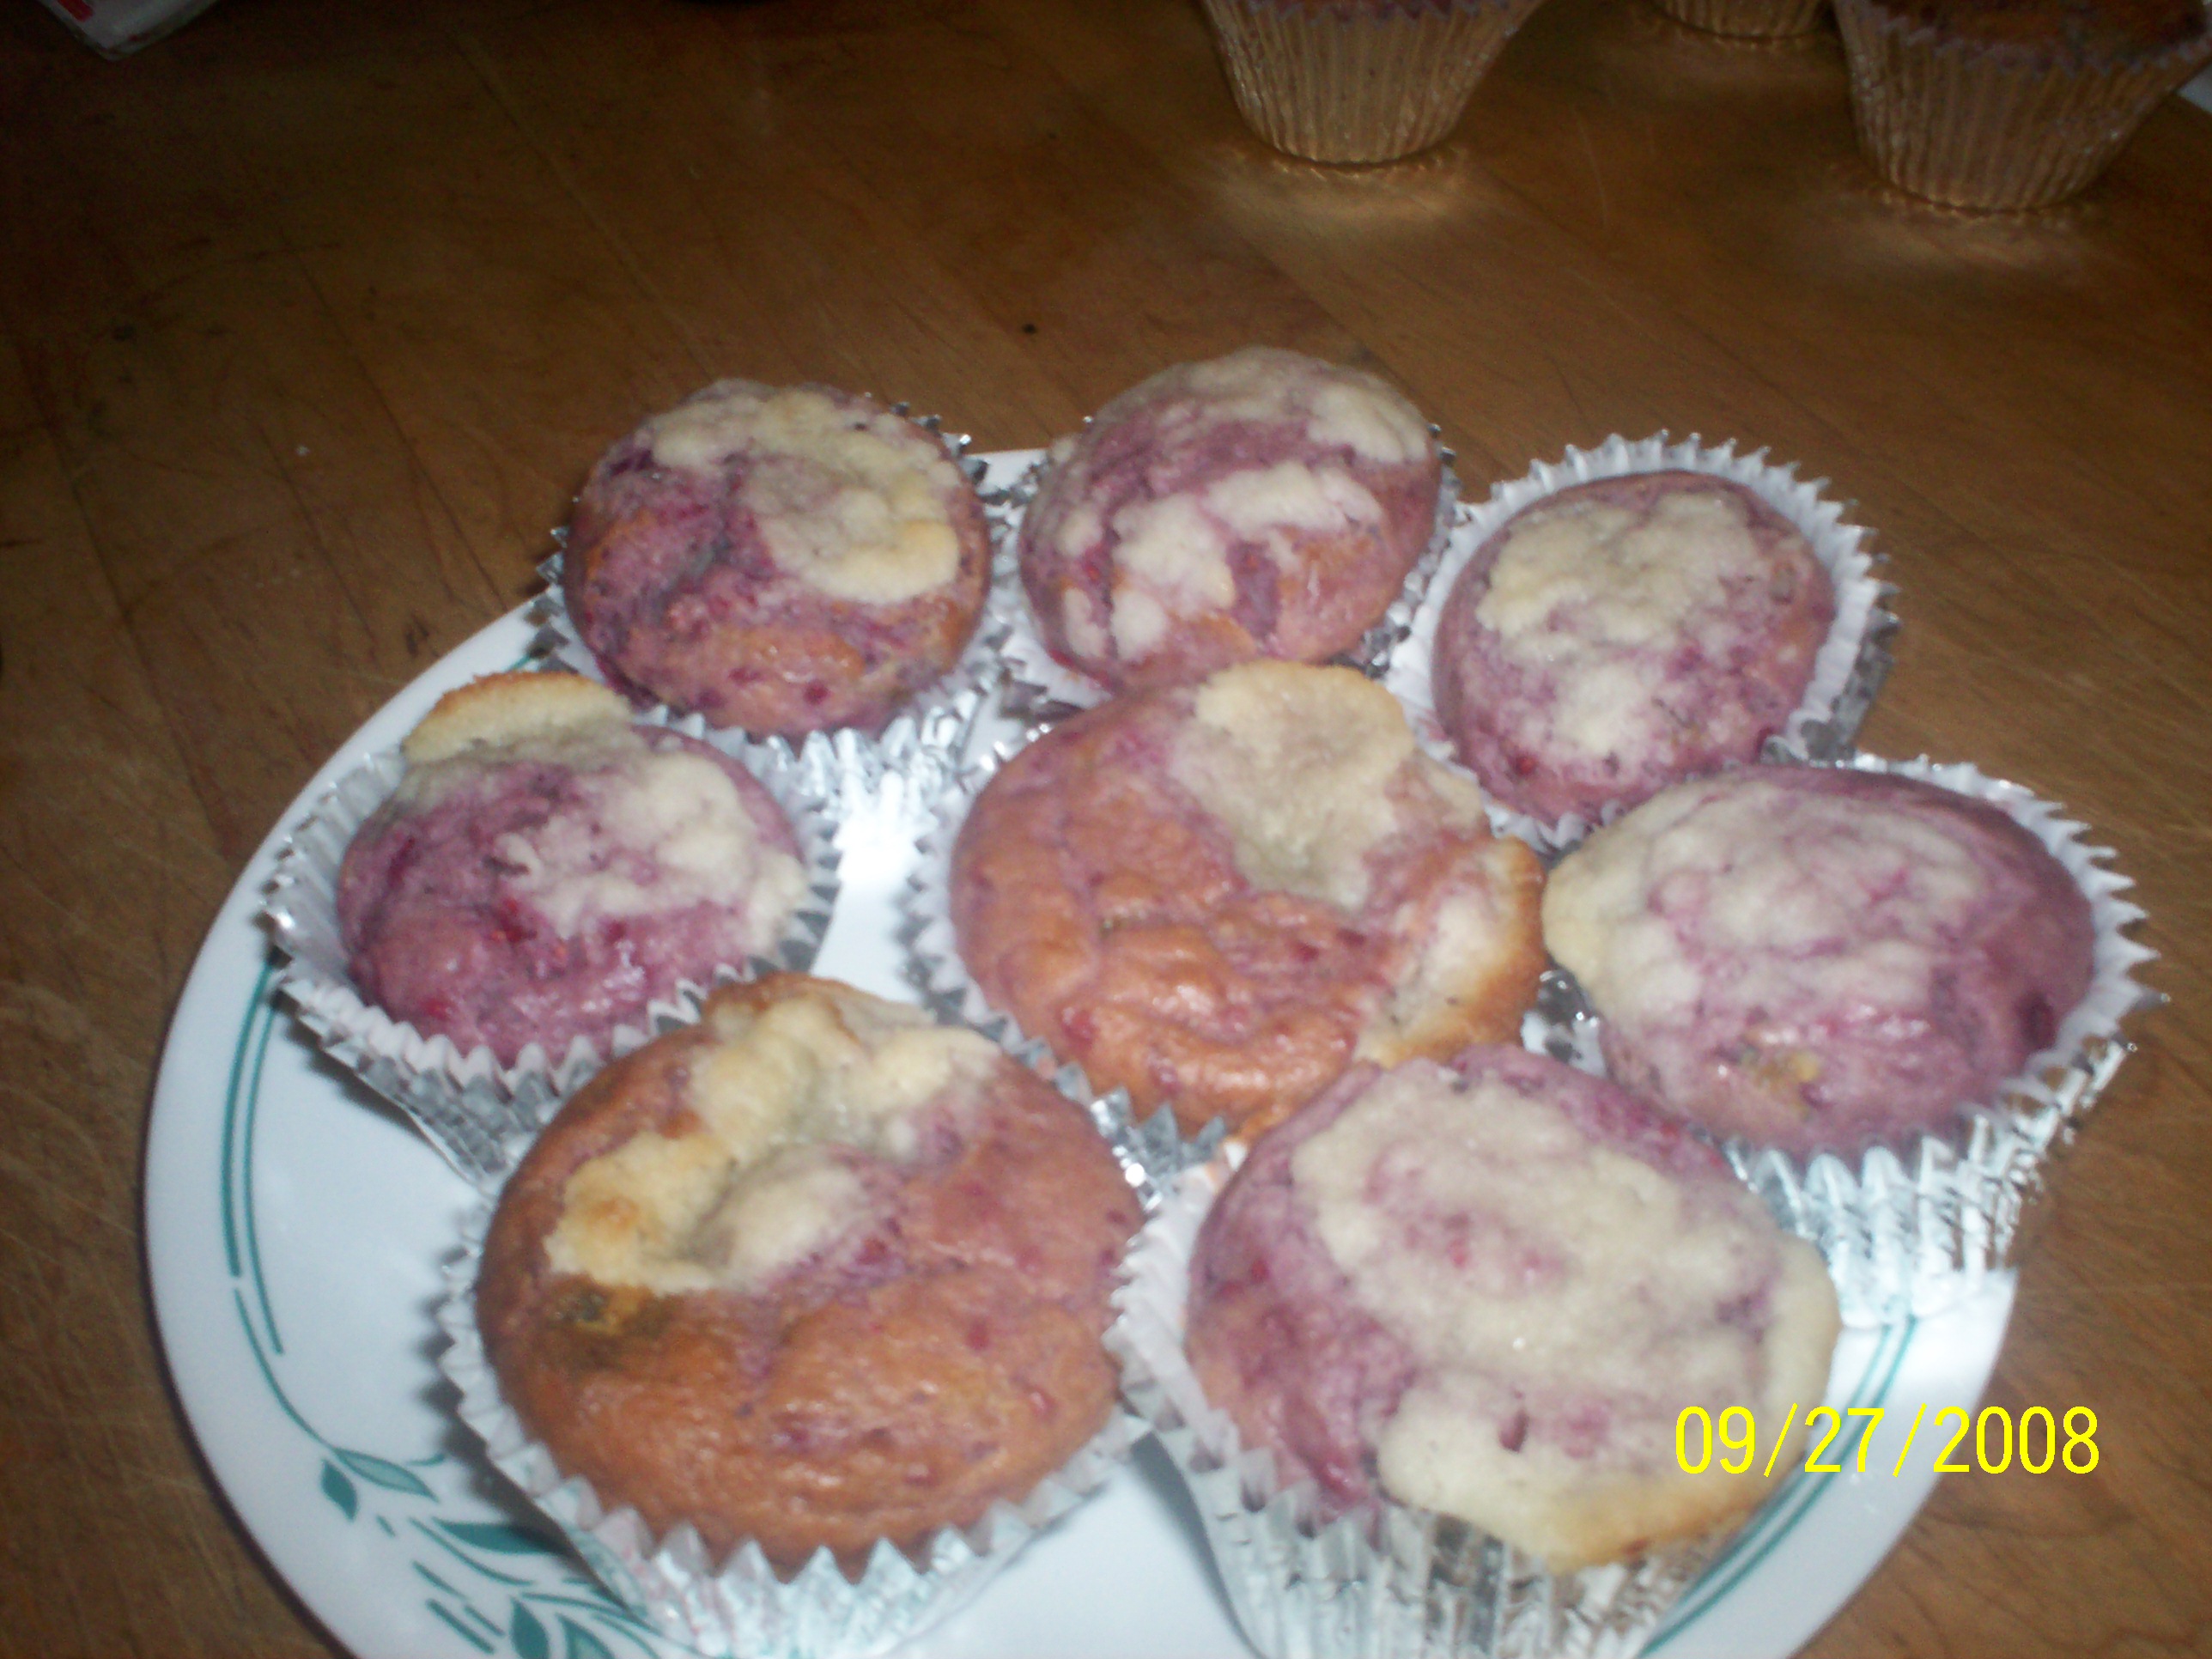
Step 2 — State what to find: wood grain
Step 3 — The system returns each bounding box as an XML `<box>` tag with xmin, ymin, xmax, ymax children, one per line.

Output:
<box><xmin>0</xmin><ymin>0</ymin><xmax>2205</xmax><ymax>1652</ymax></box>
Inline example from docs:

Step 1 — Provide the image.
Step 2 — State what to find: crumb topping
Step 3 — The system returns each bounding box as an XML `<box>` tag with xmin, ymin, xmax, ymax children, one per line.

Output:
<box><xmin>1169</xmin><ymin>663</ymin><xmax>1432</xmax><ymax>910</ymax></box>
<box><xmin>643</xmin><ymin>382</ymin><xmax>964</xmax><ymax>605</ymax></box>
<box><xmin>1476</xmin><ymin>487</ymin><xmax>1794</xmax><ymax>763</ymax></box>
<box><xmin>546</xmin><ymin>986</ymin><xmax>999</xmax><ymax>1295</ymax></box>
<box><xmin>1289</xmin><ymin>1058</ymin><xmax>1832</xmax><ymax>1558</ymax></box>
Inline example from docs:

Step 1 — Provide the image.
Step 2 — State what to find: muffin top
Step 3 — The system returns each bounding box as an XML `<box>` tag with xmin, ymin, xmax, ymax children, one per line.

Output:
<box><xmin>563</xmin><ymin>380</ymin><xmax>991</xmax><ymax>736</ymax></box>
<box><xmin>477</xmin><ymin>975</ymin><xmax>1141</xmax><ymax>1570</ymax></box>
<box><xmin>1019</xmin><ymin>347</ymin><xmax>1442</xmax><ymax>692</ymax></box>
<box><xmin>951</xmin><ymin>661</ymin><xmax>1546</xmax><ymax>1139</ymax></box>
<box><xmin>337</xmin><ymin>672</ymin><xmax>805</xmax><ymax>1066</ymax></box>
<box><xmin>1432</xmin><ymin>471</ymin><xmax>1835</xmax><ymax>824</ymax></box>
<box><xmin>1186</xmin><ymin>1046</ymin><xmax>1840</xmax><ymax>1571</ymax></box>
<box><xmin>1543</xmin><ymin>766</ymin><xmax>2096</xmax><ymax>1155</ymax></box>
<box><xmin>1884</xmin><ymin>0</ymin><xmax>2206</xmax><ymax>58</ymax></box>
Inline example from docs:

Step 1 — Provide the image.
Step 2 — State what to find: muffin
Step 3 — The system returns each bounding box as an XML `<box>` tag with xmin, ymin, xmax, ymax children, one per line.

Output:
<box><xmin>472</xmin><ymin>974</ymin><xmax>1143</xmax><ymax>1574</ymax></box>
<box><xmin>1835</xmin><ymin>0</ymin><xmax>2212</xmax><ymax>209</ymax></box>
<box><xmin>1187</xmin><ymin>1045</ymin><xmax>1840</xmax><ymax>1569</ymax></box>
<box><xmin>947</xmin><ymin>661</ymin><xmax>1547</xmax><ymax>1139</ymax></box>
<box><xmin>1652</xmin><ymin>0</ymin><xmax>1826</xmax><ymax>37</ymax></box>
<box><xmin>1431</xmin><ymin>472</ymin><xmax>1837</xmax><ymax>825</ymax></box>
<box><xmin>1542</xmin><ymin>764</ymin><xmax>2098</xmax><ymax>1158</ymax></box>
<box><xmin>1108</xmin><ymin>1045</ymin><xmax>1840</xmax><ymax>1658</ymax></box>
<box><xmin>562</xmin><ymin>380</ymin><xmax>992</xmax><ymax>737</ymax></box>
<box><xmin>336</xmin><ymin>672</ymin><xmax>808</xmax><ymax>1069</ymax></box>
<box><xmin>1200</xmin><ymin>0</ymin><xmax>1550</xmax><ymax>165</ymax></box>
<box><xmin>1016</xmin><ymin>347</ymin><xmax>1443</xmax><ymax>696</ymax></box>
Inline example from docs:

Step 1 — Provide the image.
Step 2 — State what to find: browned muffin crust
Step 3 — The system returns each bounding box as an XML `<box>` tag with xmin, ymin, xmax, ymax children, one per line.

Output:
<box><xmin>475</xmin><ymin>975</ymin><xmax>1140</xmax><ymax>1572</ymax></box>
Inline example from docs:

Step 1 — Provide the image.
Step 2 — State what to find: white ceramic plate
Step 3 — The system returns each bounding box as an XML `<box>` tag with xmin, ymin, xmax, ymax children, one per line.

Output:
<box><xmin>145</xmin><ymin>453</ymin><xmax>2014</xmax><ymax>1659</ymax></box>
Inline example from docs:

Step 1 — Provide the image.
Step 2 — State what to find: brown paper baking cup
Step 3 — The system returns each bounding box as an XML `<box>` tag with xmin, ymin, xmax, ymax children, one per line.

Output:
<box><xmin>1835</xmin><ymin>0</ymin><xmax>2212</xmax><ymax>210</ymax></box>
<box><xmin>436</xmin><ymin>1068</ymin><xmax>1207</xmax><ymax>1659</ymax></box>
<box><xmin>262</xmin><ymin>703</ymin><xmax>842</xmax><ymax>1187</ymax></box>
<box><xmin>1527</xmin><ymin>754</ymin><xmax>2156</xmax><ymax>1325</ymax></box>
<box><xmin>1201</xmin><ymin>0</ymin><xmax>1547</xmax><ymax>164</ymax></box>
<box><xmin>1110</xmin><ymin>1154</ymin><xmax>1719</xmax><ymax>1659</ymax></box>
<box><xmin>1652</xmin><ymin>0</ymin><xmax>1826</xmax><ymax>40</ymax></box>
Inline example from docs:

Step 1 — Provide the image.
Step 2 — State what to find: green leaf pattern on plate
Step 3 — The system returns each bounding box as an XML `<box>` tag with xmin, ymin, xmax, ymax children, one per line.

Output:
<box><xmin>224</xmin><ymin>968</ymin><xmax>676</xmax><ymax>1659</ymax></box>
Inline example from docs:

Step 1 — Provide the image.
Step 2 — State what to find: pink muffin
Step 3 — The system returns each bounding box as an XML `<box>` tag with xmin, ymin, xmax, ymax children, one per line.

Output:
<box><xmin>337</xmin><ymin>672</ymin><xmax>807</xmax><ymax>1067</ymax></box>
<box><xmin>475</xmin><ymin>975</ymin><xmax>1140</xmax><ymax>1574</ymax></box>
<box><xmin>1433</xmin><ymin>472</ymin><xmax>1835</xmax><ymax>825</ymax></box>
<box><xmin>1186</xmin><ymin>1044</ymin><xmax>1839</xmax><ymax>1569</ymax></box>
<box><xmin>1542</xmin><ymin>765</ymin><xmax>2097</xmax><ymax>1156</ymax></box>
<box><xmin>563</xmin><ymin>380</ymin><xmax>991</xmax><ymax>738</ymax></box>
<box><xmin>1018</xmin><ymin>348</ymin><xmax>1443</xmax><ymax>694</ymax></box>
<box><xmin>950</xmin><ymin>662</ymin><xmax>1546</xmax><ymax>1140</ymax></box>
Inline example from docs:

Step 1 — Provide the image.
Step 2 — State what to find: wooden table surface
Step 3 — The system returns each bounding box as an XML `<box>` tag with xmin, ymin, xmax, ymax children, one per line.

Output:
<box><xmin>3</xmin><ymin>0</ymin><xmax>2209</xmax><ymax>1652</ymax></box>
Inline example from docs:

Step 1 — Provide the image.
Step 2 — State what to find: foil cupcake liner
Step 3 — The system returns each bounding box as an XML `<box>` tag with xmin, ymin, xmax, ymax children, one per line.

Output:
<box><xmin>1386</xmin><ymin>433</ymin><xmax>1899</xmax><ymax>856</ymax></box>
<box><xmin>1109</xmin><ymin>1153</ymin><xmax>1721</xmax><ymax>1659</ymax></box>
<box><xmin>1652</xmin><ymin>0</ymin><xmax>1826</xmax><ymax>39</ymax></box>
<box><xmin>989</xmin><ymin>442</ymin><xmax>1461</xmax><ymax>727</ymax></box>
<box><xmin>902</xmin><ymin>735</ymin><xmax>1070</xmax><ymax>1062</ymax></box>
<box><xmin>532</xmin><ymin>415</ymin><xmax>1005</xmax><ymax>823</ymax></box>
<box><xmin>1835</xmin><ymin>0</ymin><xmax>2212</xmax><ymax>210</ymax></box>
<box><xmin>262</xmin><ymin>700</ymin><xmax>842</xmax><ymax>1187</ymax></box>
<box><xmin>435</xmin><ymin>1063</ymin><xmax>1212</xmax><ymax>1659</ymax></box>
<box><xmin>1200</xmin><ymin>0</ymin><xmax>1549</xmax><ymax>165</ymax></box>
<box><xmin>1527</xmin><ymin>752</ymin><xmax>2156</xmax><ymax>1326</ymax></box>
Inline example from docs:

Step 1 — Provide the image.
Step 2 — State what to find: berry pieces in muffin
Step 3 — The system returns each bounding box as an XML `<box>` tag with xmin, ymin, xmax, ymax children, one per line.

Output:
<box><xmin>1187</xmin><ymin>1044</ymin><xmax>1840</xmax><ymax>1571</ymax></box>
<box><xmin>563</xmin><ymin>380</ymin><xmax>992</xmax><ymax>737</ymax></box>
<box><xmin>1019</xmin><ymin>347</ymin><xmax>1443</xmax><ymax>692</ymax></box>
<box><xmin>337</xmin><ymin>672</ymin><xmax>805</xmax><ymax>1068</ymax></box>
<box><xmin>1433</xmin><ymin>471</ymin><xmax>1835</xmax><ymax>824</ymax></box>
<box><xmin>951</xmin><ymin>662</ymin><xmax>1546</xmax><ymax>1139</ymax></box>
<box><xmin>1542</xmin><ymin>765</ymin><xmax>2097</xmax><ymax>1156</ymax></box>
<box><xmin>474</xmin><ymin>975</ymin><xmax>1141</xmax><ymax>1571</ymax></box>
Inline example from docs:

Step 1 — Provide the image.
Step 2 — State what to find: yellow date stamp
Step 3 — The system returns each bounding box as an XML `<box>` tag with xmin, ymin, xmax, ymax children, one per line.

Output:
<box><xmin>1674</xmin><ymin>1403</ymin><xmax>2100</xmax><ymax>1477</ymax></box>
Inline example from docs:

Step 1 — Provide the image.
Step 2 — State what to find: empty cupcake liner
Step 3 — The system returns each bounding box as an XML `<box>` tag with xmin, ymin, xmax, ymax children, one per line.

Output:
<box><xmin>435</xmin><ymin>1065</ymin><xmax>1212</xmax><ymax>1659</ymax></box>
<box><xmin>262</xmin><ymin>700</ymin><xmax>842</xmax><ymax>1188</ymax></box>
<box><xmin>1651</xmin><ymin>0</ymin><xmax>1826</xmax><ymax>40</ymax></box>
<box><xmin>1201</xmin><ymin>0</ymin><xmax>1549</xmax><ymax>165</ymax></box>
<box><xmin>989</xmin><ymin>441</ymin><xmax>1460</xmax><ymax>726</ymax></box>
<box><xmin>1526</xmin><ymin>752</ymin><xmax>2156</xmax><ymax>1325</ymax></box>
<box><xmin>1835</xmin><ymin>0</ymin><xmax>2212</xmax><ymax>210</ymax></box>
<box><xmin>1386</xmin><ymin>432</ymin><xmax>1899</xmax><ymax>856</ymax></box>
<box><xmin>532</xmin><ymin>416</ymin><xmax>1004</xmax><ymax>823</ymax></box>
<box><xmin>1109</xmin><ymin>1152</ymin><xmax>1722</xmax><ymax>1659</ymax></box>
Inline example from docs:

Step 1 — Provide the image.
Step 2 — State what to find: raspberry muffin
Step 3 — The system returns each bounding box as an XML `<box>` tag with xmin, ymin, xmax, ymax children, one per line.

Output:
<box><xmin>474</xmin><ymin>975</ymin><xmax>1142</xmax><ymax>1572</ymax></box>
<box><xmin>563</xmin><ymin>380</ymin><xmax>992</xmax><ymax>737</ymax></box>
<box><xmin>950</xmin><ymin>662</ymin><xmax>1546</xmax><ymax>1139</ymax></box>
<box><xmin>1185</xmin><ymin>1045</ymin><xmax>1839</xmax><ymax>1570</ymax></box>
<box><xmin>1543</xmin><ymin>765</ymin><xmax>2098</xmax><ymax>1157</ymax></box>
<box><xmin>1432</xmin><ymin>472</ymin><xmax>1835</xmax><ymax>825</ymax></box>
<box><xmin>337</xmin><ymin>672</ymin><xmax>806</xmax><ymax>1068</ymax></box>
<box><xmin>1018</xmin><ymin>348</ymin><xmax>1442</xmax><ymax>694</ymax></box>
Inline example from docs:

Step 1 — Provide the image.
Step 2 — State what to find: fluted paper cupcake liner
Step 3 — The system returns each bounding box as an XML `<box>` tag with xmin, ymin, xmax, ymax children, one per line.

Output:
<box><xmin>1109</xmin><ymin>1153</ymin><xmax>1721</xmax><ymax>1659</ymax></box>
<box><xmin>1387</xmin><ymin>433</ymin><xmax>1898</xmax><ymax>856</ymax></box>
<box><xmin>532</xmin><ymin>416</ymin><xmax>1004</xmax><ymax>824</ymax></box>
<box><xmin>1652</xmin><ymin>0</ymin><xmax>1826</xmax><ymax>40</ymax></box>
<box><xmin>263</xmin><ymin>702</ymin><xmax>842</xmax><ymax>1187</ymax></box>
<box><xmin>1526</xmin><ymin>752</ymin><xmax>2156</xmax><ymax>1325</ymax></box>
<box><xmin>1835</xmin><ymin>0</ymin><xmax>2212</xmax><ymax>210</ymax></box>
<box><xmin>1202</xmin><ymin>0</ymin><xmax>1548</xmax><ymax>165</ymax></box>
<box><xmin>988</xmin><ymin>444</ymin><xmax>1460</xmax><ymax>726</ymax></box>
<box><xmin>435</xmin><ymin>1070</ymin><xmax>1211</xmax><ymax>1659</ymax></box>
